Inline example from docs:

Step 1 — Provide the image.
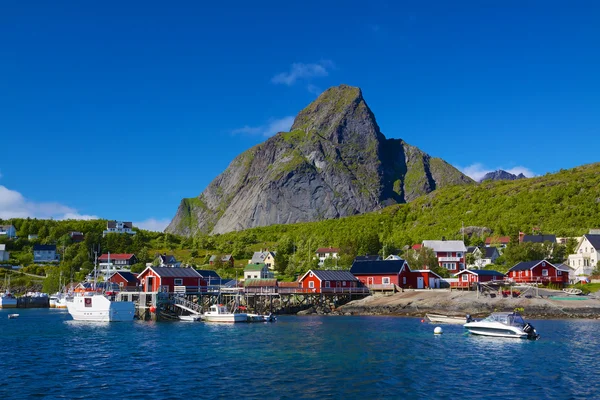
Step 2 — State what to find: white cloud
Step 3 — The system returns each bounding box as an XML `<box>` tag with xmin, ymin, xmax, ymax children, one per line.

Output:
<box><xmin>232</xmin><ymin>116</ymin><xmax>295</xmax><ymax>138</ymax></box>
<box><xmin>307</xmin><ymin>84</ymin><xmax>322</xmax><ymax>95</ymax></box>
<box><xmin>271</xmin><ymin>60</ymin><xmax>334</xmax><ymax>86</ymax></box>
<box><xmin>0</xmin><ymin>184</ymin><xmax>98</xmax><ymax>220</ymax></box>
<box><xmin>458</xmin><ymin>163</ymin><xmax>535</xmax><ymax>182</ymax></box>
<box><xmin>133</xmin><ymin>218</ymin><xmax>171</xmax><ymax>232</ymax></box>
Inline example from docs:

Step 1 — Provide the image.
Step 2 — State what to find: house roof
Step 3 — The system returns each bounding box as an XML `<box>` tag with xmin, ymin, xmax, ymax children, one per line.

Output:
<box><xmin>109</xmin><ymin>271</ymin><xmax>139</xmax><ymax>283</ymax></box>
<box><xmin>245</xmin><ymin>263</ymin><xmax>266</xmax><ymax>271</ymax></box>
<box><xmin>301</xmin><ymin>270</ymin><xmax>359</xmax><ymax>282</ymax></box>
<box><xmin>143</xmin><ymin>267</ymin><xmax>201</xmax><ymax>278</ymax></box>
<box><xmin>483</xmin><ymin>247</ymin><xmax>498</xmax><ymax>259</ymax></box>
<box><xmin>485</xmin><ymin>236</ymin><xmax>511</xmax><ymax>245</ymax></box>
<box><xmin>350</xmin><ymin>259</ymin><xmax>407</xmax><ymax>275</ymax></box>
<box><xmin>209</xmin><ymin>254</ymin><xmax>232</xmax><ymax>262</ymax></box>
<box><xmin>385</xmin><ymin>255</ymin><xmax>403</xmax><ymax>260</ymax></box>
<box><xmin>411</xmin><ymin>269</ymin><xmax>443</xmax><ymax>279</ymax></box>
<box><xmin>33</xmin><ymin>244</ymin><xmax>56</xmax><ymax>251</ymax></box>
<box><xmin>521</xmin><ymin>234</ymin><xmax>556</xmax><ymax>243</ymax></box>
<box><xmin>244</xmin><ymin>279</ymin><xmax>277</xmax><ymax>287</ymax></box>
<box><xmin>158</xmin><ymin>254</ymin><xmax>177</xmax><ymax>263</ymax></box>
<box><xmin>456</xmin><ymin>269</ymin><xmax>505</xmax><ymax>277</ymax></box>
<box><xmin>584</xmin><ymin>234</ymin><xmax>600</xmax><ymax>251</ymax></box>
<box><xmin>422</xmin><ymin>240</ymin><xmax>467</xmax><ymax>252</ymax></box>
<box><xmin>508</xmin><ymin>260</ymin><xmax>557</xmax><ymax>272</ymax></box>
<box><xmin>466</xmin><ymin>246</ymin><xmax>477</xmax><ymax>254</ymax></box>
<box><xmin>354</xmin><ymin>255</ymin><xmax>381</xmax><ymax>262</ymax></box>
<box><xmin>0</xmin><ymin>225</ymin><xmax>15</xmax><ymax>230</ymax></box>
<box><xmin>316</xmin><ymin>247</ymin><xmax>339</xmax><ymax>253</ymax></box>
<box><xmin>196</xmin><ymin>269</ymin><xmax>221</xmax><ymax>280</ymax></box>
<box><xmin>250</xmin><ymin>251</ymin><xmax>266</xmax><ymax>264</ymax></box>
<box><xmin>555</xmin><ymin>263</ymin><xmax>572</xmax><ymax>272</ymax></box>
<box><xmin>99</xmin><ymin>253</ymin><xmax>135</xmax><ymax>261</ymax></box>
<box><xmin>107</xmin><ymin>221</ymin><xmax>133</xmax><ymax>229</ymax></box>
<box><xmin>278</xmin><ymin>281</ymin><xmax>300</xmax><ymax>288</ymax></box>
<box><xmin>411</xmin><ymin>244</ymin><xmax>422</xmax><ymax>250</ymax></box>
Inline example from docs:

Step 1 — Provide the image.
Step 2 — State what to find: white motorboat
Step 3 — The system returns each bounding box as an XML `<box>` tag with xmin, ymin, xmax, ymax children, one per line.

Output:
<box><xmin>8</xmin><ymin>313</ymin><xmax>19</xmax><ymax>319</ymax></box>
<box><xmin>426</xmin><ymin>313</ymin><xmax>471</xmax><ymax>324</ymax></box>
<box><xmin>464</xmin><ymin>312</ymin><xmax>539</xmax><ymax>340</ymax></box>
<box><xmin>247</xmin><ymin>313</ymin><xmax>277</xmax><ymax>322</ymax></box>
<box><xmin>0</xmin><ymin>291</ymin><xmax>17</xmax><ymax>309</ymax></box>
<box><xmin>179</xmin><ymin>314</ymin><xmax>202</xmax><ymax>322</ymax></box>
<box><xmin>202</xmin><ymin>304</ymin><xmax>248</xmax><ymax>323</ymax></box>
<box><xmin>67</xmin><ymin>289</ymin><xmax>135</xmax><ymax>322</ymax></box>
<box><xmin>50</xmin><ymin>292</ymin><xmax>71</xmax><ymax>309</ymax></box>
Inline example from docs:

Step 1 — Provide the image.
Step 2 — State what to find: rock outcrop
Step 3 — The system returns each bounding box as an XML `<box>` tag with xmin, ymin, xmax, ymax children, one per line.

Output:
<box><xmin>167</xmin><ymin>85</ymin><xmax>473</xmax><ymax>236</ymax></box>
<box><xmin>480</xmin><ymin>169</ymin><xmax>526</xmax><ymax>182</ymax></box>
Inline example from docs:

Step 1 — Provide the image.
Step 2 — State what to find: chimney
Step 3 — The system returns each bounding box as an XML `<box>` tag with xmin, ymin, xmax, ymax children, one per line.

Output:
<box><xmin>519</xmin><ymin>232</ymin><xmax>525</xmax><ymax>243</ymax></box>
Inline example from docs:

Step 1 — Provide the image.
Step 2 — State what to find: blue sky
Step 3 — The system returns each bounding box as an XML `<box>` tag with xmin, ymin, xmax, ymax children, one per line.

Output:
<box><xmin>1</xmin><ymin>1</ymin><xmax>599</xmax><ymax>231</ymax></box>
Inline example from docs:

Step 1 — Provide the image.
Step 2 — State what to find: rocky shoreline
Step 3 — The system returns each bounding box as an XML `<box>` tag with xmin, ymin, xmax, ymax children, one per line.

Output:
<box><xmin>299</xmin><ymin>290</ymin><xmax>600</xmax><ymax>319</ymax></box>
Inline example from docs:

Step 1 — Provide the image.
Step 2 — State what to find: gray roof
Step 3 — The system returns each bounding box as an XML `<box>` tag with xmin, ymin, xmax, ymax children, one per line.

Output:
<box><xmin>354</xmin><ymin>255</ymin><xmax>381</xmax><ymax>262</ymax></box>
<box><xmin>483</xmin><ymin>247</ymin><xmax>499</xmax><ymax>259</ymax></box>
<box><xmin>308</xmin><ymin>270</ymin><xmax>359</xmax><ymax>282</ymax></box>
<box><xmin>196</xmin><ymin>269</ymin><xmax>221</xmax><ymax>280</ymax></box>
<box><xmin>33</xmin><ymin>244</ymin><xmax>56</xmax><ymax>251</ymax></box>
<box><xmin>422</xmin><ymin>240</ymin><xmax>467</xmax><ymax>252</ymax></box>
<box><xmin>148</xmin><ymin>267</ymin><xmax>201</xmax><ymax>278</ymax></box>
<box><xmin>521</xmin><ymin>234</ymin><xmax>556</xmax><ymax>243</ymax></box>
<box><xmin>107</xmin><ymin>221</ymin><xmax>133</xmax><ymax>229</ymax></box>
<box><xmin>584</xmin><ymin>234</ymin><xmax>600</xmax><ymax>250</ymax></box>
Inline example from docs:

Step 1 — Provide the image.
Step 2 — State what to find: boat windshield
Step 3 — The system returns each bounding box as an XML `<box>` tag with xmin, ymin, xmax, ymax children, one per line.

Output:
<box><xmin>483</xmin><ymin>313</ymin><xmax>525</xmax><ymax>326</ymax></box>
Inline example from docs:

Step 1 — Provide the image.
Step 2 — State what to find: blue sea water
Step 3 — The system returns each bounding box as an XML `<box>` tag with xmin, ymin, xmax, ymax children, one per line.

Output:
<box><xmin>0</xmin><ymin>309</ymin><xmax>598</xmax><ymax>399</ymax></box>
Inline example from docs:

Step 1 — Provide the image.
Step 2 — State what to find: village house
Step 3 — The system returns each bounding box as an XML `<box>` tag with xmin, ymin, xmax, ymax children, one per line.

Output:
<box><xmin>466</xmin><ymin>246</ymin><xmax>500</xmax><ymax>269</ymax></box>
<box><xmin>298</xmin><ymin>270</ymin><xmax>362</xmax><ymax>293</ymax></box>
<box><xmin>248</xmin><ymin>251</ymin><xmax>276</xmax><ymax>270</ymax></box>
<box><xmin>506</xmin><ymin>260</ymin><xmax>569</xmax><ymax>286</ymax></box>
<box><xmin>209</xmin><ymin>254</ymin><xmax>234</xmax><ymax>268</ymax></box>
<box><xmin>107</xmin><ymin>271</ymin><xmax>139</xmax><ymax>290</ymax></box>
<box><xmin>0</xmin><ymin>244</ymin><xmax>9</xmax><ymax>262</ymax></box>
<box><xmin>138</xmin><ymin>266</ymin><xmax>204</xmax><ymax>293</ymax></box>
<box><xmin>484</xmin><ymin>236</ymin><xmax>511</xmax><ymax>248</ymax></box>
<box><xmin>69</xmin><ymin>231</ymin><xmax>85</xmax><ymax>242</ymax></box>
<box><xmin>103</xmin><ymin>220</ymin><xmax>137</xmax><ymax>237</ymax></box>
<box><xmin>244</xmin><ymin>278</ymin><xmax>278</xmax><ymax>294</ymax></box>
<box><xmin>99</xmin><ymin>254</ymin><xmax>138</xmax><ymax>271</ymax></box>
<box><xmin>453</xmin><ymin>269</ymin><xmax>506</xmax><ymax>288</ymax></box>
<box><xmin>196</xmin><ymin>269</ymin><xmax>223</xmax><ymax>285</ymax></box>
<box><xmin>154</xmin><ymin>253</ymin><xmax>181</xmax><ymax>268</ymax></box>
<box><xmin>567</xmin><ymin>232</ymin><xmax>600</xmax><ymax>277</ymax></box>
<box><xmin>0</xmin><ymin>225</ymin><xmax>16</xmax><ymax>239</ymax></box>
<box><xmin>350</xmin><ymin>258</ymin><xmax>442</xmax><ymax>289</ymax></box>
<box><xmin>244</xmin><ymin>263</ymin><xmax>273</xmax><ymax>280</ymax></box>
<box><xmin>422</xmin><ymin>240</ymin><xmax>467</xmax><ymax>274</ymax></box>
<box><xmin>33</xmin><ymin>244</ymin><xmax>60</xmax><ymax>263</ymax></box>
<box><xmin>315</xmin><ymin>247</ymin><xmax>339</xmax><ymax>267</ymax></box>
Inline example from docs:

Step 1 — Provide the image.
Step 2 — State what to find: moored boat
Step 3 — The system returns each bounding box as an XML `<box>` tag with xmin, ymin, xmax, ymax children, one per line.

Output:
<box><xmin>562</xmin><ymin>288</ymin><xmax>583</xmax><ymax>296</ymax></box>
<box><xmin>464</xmin><ymin>311</ymin><xmax>539</xmax><ymax>340</ymax></box>
<box><xmin>66</xmin><ymin>289</ymin><xmax>135</xmax><ymax>322</ymax></box>
<box><xmin>426</xmin><ymin>313</ymin><xmax>471</xmax><ymax>324</ymax></box>
<box><xmin>202</xmin><ymin>304</ymin><xmax>248</xmax><ymax>323</ymax></box>
<box><xmin>0</xmin><ymin>291</ymin><xmax>18</xmax><ymax>309</ymax></box>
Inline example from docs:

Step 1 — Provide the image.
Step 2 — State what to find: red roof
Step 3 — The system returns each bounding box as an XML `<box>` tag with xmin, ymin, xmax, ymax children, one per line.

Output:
<box><xmin>485</xmin><ymin>236</ymin><xmax>511</xmax><ymax>245</ymax></box>
<box><xmin>412</xmin><ymin>244</ymin><xmax>422</xmax><ymax>250</ymax></box>
<box><xmin>316</xmin><ymin>247</ymin><xmax>339</xmax><ymax>253</ymax></box>
<box><xmin>98</xmin><ymin>253</ymin><xmax>135</xmax><ymax>261</ymax></box>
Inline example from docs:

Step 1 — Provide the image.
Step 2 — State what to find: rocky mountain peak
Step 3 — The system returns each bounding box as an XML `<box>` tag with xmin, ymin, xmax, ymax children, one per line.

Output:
<box><xmin>480</xmin><ymin>170</ymin><xmax>527</xmax><ymax>182</ymax></box>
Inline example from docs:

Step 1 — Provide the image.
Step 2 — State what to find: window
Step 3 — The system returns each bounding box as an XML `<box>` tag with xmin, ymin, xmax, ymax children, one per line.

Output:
<box><xmin>457</xmin><ymin>252</ymin><xmax>462</xmax><ymax>258</ymax></box>
<box><xmin>403</xmin><ymin>277</ymin><xmax>406</xmax><ymax>284</ymax></box>
<box><xmin>542</xmin><ymin>269</ymin><xmax>548</xmax><ymax>277</ymax></box>
<box><xmin>557</xmin><ymin>270</ymin><xmax>562</xmax><ymax>275</ymax></box>
<box><xmin>324</xmin><ymin>281</ymin><xmax>330</xmax><ymax>288</ymax></box>
<box><xmin>174</xmin><ymin>278</ymin><xmax>183</xmax><ymax>285</ymax></box>
<box><xmin>382</xmin><ymin>277</ymin><xmax>390</xmax><ymax>284</ymax></box>
<box><xmin>309</xmin><ymin>281</ymin><xmax>314</xmax><ymax>288</ymax></box>
<box><xmin>461</xmin><ymin>274</ymin><xmax>468</xmax><ymax>282</ymax></box>
<box><xmin>342</xmin><ymin>281</ymin><xmax>346</xmax><ymax>286</ymax></box>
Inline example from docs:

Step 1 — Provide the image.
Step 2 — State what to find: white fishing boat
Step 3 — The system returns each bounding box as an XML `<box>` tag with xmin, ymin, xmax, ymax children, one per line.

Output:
<box><xmin>464</xmin><ymin>312</ymin><xmax>539</xmax><ymax>340</ymax></box>
<box><xmin>179</xmin><ymin>314</ymin><xmax>202</xmax><ymax>322</ymax></box>
<box><xmin>66</xmin><ymin>289</ymin><xmax>135</xmax><ymax>322</ymax></box>
<box><xmin>202</xmin><ymin>304</ymin><xmax>248</xmax><ymax>323</ymax></box>
<box><xmin>426</xmin><ymin>313</ymin><xmax>471</xmax><ymax>324</ymax></box>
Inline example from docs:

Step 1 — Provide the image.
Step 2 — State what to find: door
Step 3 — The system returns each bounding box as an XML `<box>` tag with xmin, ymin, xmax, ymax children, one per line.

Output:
<box><xmin>429</xmin><ymin>277</ymin><xmax>436</xmax><ymax>288</ymax></box>
<box><xmin>417</xmin><ymin>277</ymin><xmax>424</xmax><ymax>289</ymax></box>
<box><xmin>147</xmin><ymin>277</ymin><xmax>154</xmax><ymax>292</ymax></box>
<box><xmin>367</xmin><ymin>277</ymin><xmax>374</xmax><ymax>286</ymax></box>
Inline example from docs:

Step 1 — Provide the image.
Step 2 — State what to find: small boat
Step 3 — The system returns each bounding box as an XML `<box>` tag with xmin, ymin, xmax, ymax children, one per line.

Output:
<box><xmin>8</xmin><ymin>313</ymin><xmax>19</xmax><ymax>319</ymax></box>
<box><xmin>203</xmin><ymin>304</ymin><xmax>248</xmax><ymax>323</ymax></box>
<box><xmin>179</xmin><ymin>314</ymin><xmax>202</xmax><ymax>322</ymax></box>
<box><xmin>247</xmin><ymin>313</ymin><xmax>277</xmax><ymax>322</ymax></box>
<box><xmin>426</xmin><ymin>313</ymin><xmax>472</xmax><ymax>324</ymax></box>
<box><xmin>562</xmin><ymin>288</ymin><xmax>583</xmax><ymax>296</ymax></box>
<box><xmin>464</xmin><ymin>312</ymin><xmax>539</xmax><ymax>340</ymax></box>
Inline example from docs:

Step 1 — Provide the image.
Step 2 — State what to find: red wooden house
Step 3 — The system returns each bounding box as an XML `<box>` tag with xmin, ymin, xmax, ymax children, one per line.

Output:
<box><xmin>453</xmin><ymin>269</ymin><xmax>505</xmax><ymax>288</ymax></box>
<box><xmin>137</xmin><ymin>266</ymin><xmax>205</xmax><ymax>293</ymax></box>
<box><xmin>507</xmin><ymin>260</ymin><xmax>569</xmax><ymax>286</ymax></box>
<box><xmin>98</xmin><ymin>253</ymin><xmax>138</xmax><ymax>267</ymax></box>
<box><xmin>107</xmin><ymin>271</ymin><xmax>139</xmax><ymax>290</ymax></box>
<box><xmin>298</xmin><ymin>270</ymin><xmax>364</xmax><ymax>293</ymax></box>
<box><xmin>351</xmin><ymin>259</ymin><xmax>443</xmax><ymax>289</ymax></box>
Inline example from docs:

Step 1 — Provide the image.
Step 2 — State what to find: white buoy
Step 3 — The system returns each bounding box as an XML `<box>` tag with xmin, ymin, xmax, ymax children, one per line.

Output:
<box><xmin>434</xmin><ymin>326</ymin><xmax>443</xmax><ymax>334</ymax></box>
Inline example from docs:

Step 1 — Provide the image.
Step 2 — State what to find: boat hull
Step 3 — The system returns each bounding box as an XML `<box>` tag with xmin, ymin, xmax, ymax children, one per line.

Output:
<box><xmin>67</xmin><ymin>294</ymin><xmax>135</xmax><ymax>322</ymax></box>
<box><xmin>203</xmin><ymin>313</ymin><xmax>248</xmax><ymax>323</ymax></box>
<box><xmin>426</xmin><ymin>314</ymin><xmax>466</xmax><ymax>324</ymax></box>
<box><xmin>464</xmin><ymin>326</ymin><xmax>529</xmax><ymax>339</ymax></box>
<box><xmin>0</xmin><ymin>298</ymin><xmax>18</xmax><ymax>308</ymax></box>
